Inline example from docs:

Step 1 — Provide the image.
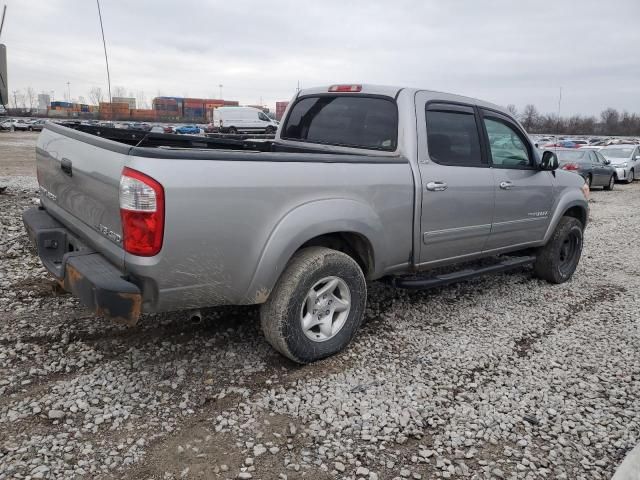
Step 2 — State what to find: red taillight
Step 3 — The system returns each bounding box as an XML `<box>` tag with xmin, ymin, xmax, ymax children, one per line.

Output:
<box><xmin>561</xmin><ymin>163</ymin><xmax>579</xmax><ymax>171</ymax></box>
<box><xmin>119</xmin><ymin>167</ymin><xmax>164</xmax><ymax>256</ymax></box>
<box><xmin>328</xmin><ymin>84</ymin><xmax>362</xmax><ymax>92</ymax></box>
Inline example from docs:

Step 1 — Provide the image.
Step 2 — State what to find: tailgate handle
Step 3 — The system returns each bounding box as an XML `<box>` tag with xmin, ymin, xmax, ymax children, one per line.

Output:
<box><xmin>61</xmin><ymin>158</ymin><xmax>73</xmax><ymax>176</ymax></box>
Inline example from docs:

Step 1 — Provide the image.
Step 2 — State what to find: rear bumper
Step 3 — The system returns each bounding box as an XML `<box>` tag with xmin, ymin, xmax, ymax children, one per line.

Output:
<box><xmin>22</xmin><ymin>207</ymin><xmax>142</xmax><ymax>325</ymax></box>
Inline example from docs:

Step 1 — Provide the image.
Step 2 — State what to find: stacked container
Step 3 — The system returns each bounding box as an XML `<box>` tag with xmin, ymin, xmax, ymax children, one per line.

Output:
<box><xmin>276</xmin><ymin>101</ymin><xmax>289</xmax><ymax>121</ymax></box>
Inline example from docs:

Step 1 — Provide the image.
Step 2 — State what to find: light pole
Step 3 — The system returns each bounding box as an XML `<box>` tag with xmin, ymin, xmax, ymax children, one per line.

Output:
<box><xmin>66</xmin><ymin>81</ymin><xmax>71</xmax><ymax>102</ymax></box>
<box><xmin>218</xmin><ymin>84</ymin><xmax>223</xmax><ymax>99</ymax></box>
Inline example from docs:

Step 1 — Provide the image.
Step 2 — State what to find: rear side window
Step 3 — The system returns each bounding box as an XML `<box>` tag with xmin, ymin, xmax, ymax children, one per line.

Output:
<box><xmin>426</xmin><ymin>110</ymin><xmax>483</xmax><ymax>166</ymax></box>
<box><xmin>282</xmin><ymin>96</ymin><xmax>398</xmax><ymax>151</ymax></box>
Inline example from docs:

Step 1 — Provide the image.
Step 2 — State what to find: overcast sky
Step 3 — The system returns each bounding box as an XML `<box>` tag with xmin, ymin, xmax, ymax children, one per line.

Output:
<box><xmin>3</xmin><ymin>0</ymin><xmax>640</xmax><ymax>115</ymax></box>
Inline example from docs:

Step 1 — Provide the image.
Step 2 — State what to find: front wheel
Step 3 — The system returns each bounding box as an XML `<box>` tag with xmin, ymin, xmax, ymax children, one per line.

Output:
<box><xmin>627</xmin><ymin>169</ymin><xmax>634</xmax><ymax>184</ymax></box>
<box><xmin>584</xmin><ymin>174</ymin><xmax>592</xmax><ymax>188</ymax></box>
<box><xmin>228</xmin><ymin>127</ymin><xmax>238</xmax><ymax>134</ymax></box>
<box><xmin>534</xmin><ymin>217</ymin><xmax>583</xmax><ymax>284</ymax></box>
<box><xmin>260</xmin><ymin>247</ymin><xmax>367</xmax><ymax>364</ymax></box>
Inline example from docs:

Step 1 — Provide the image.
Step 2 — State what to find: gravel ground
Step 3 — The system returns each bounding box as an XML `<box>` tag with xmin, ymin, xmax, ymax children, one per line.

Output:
<box><xmin>1</xmin><ymin>150</ymin><xmax>639</xmax><ymax>479</ymax></box>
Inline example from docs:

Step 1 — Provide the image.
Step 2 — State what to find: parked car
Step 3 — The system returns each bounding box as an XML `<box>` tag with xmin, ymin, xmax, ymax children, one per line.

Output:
<box><xmin>1</xmin><ymin>118</ymin><xmax>30</xmax><ymax>131</ymax></box>
<box><xmin>27</xmin><ymin>119</ymin><xmax>46</xmax><ymax>132</ymax></box>
<box><xmin>599</xmin><ymin>144</ymin><xmax>640</xmax><ymax>183</ymax></box>
<box><xmin>213</xmin><ymin>106</ymin><xmax>278</xmax><ymax>134</ymax></box>
<box><xmin>174</xmin><ymin>125</ymin><xmax>201</xmax><ymax>135</ymax></box>
<box><xmin>129</xmin><ymin>123</ymin><xmax>151</xmax><ymax>132</ymax></box>
<box><xmin>149</xmin><ymin>125</ymin><xmax>165</xmax><ymax>133</ymax></box>
<box><xmin>163</xmin><ymin>125</ymin><xmax>175</xmax><ymax>134</ymax></box>
<box><xmin>23</xmin><ymin>83</ymin><xmax>589</xmax><ymax>364</ymax></box>
<box><xmin>555</xmin><ymin>148</ymin><xmax>616</xmax><ymax>189</ymax></box>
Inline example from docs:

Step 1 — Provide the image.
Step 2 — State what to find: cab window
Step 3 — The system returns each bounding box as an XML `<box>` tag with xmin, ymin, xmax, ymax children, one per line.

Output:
<box><xmin>483</xmin><ymin>117</ymin><xmax>532</xmax><ymax>168</ymax></box>
<box><xmin>426</xmin><ymin>109</ymin><xmax>484</xmax><ymax>167</ymax></box>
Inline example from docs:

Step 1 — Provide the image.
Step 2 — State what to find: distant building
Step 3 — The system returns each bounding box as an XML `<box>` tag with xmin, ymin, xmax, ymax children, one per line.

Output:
<box><xmin>38</xmin><ymin>93</ymin><xmax>50</xmax><ymax>112</ymax></box>
<box><xmin>112</xmin><ymin>97</ymin><xmax>136</xmax><ymax>109</ymax></box>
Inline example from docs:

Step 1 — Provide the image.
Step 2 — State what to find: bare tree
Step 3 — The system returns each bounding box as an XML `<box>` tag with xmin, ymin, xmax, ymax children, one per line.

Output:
<box><xmin>136</xmin><ymin>90</ymin><xmax>148</xmax><ymax>109</ymax></box>
<box><xmin>506</xmin><ymin>104</ymin><xmax>518</xmax><ymax>117</ymax></box>
<box><xmin>112</xmin><ymin>86</ymin><xmax>127</xmax><ymax>98</ymax></box>
<box><xmin>77</xmin><ymin>95</ymin><xmax>86</xmax><ymax>105</ymax></box>
<box><xmin>521</xmin><ymin>104</ymin><xmax>540</xmax><ymax>132</ymax></box>
<box><xmin>89</xmin><ymin>87</ymin><xmax>104</xmax><ymax>105</ymax></box>
<box><xmin>26</xmin><ymin>87</ymin><xmax>36</xmax><ymax>111</ymax></box>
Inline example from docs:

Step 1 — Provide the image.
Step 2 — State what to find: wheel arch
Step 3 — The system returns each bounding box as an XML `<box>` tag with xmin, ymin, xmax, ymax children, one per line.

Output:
<box><xmin>243</xmin><ymin>199</ymin><xmax>383</xmax><ymax>304</ymax></box>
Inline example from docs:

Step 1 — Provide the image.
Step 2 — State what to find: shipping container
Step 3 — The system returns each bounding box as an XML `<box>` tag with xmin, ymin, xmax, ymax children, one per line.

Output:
<box><xmin>276</xmin><ymin>101</ymin><xmax>289</xmax><ymax>121</ymax></box>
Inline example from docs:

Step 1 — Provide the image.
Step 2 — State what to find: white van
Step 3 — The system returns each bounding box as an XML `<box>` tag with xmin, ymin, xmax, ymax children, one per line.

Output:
<box><xmin>212</xmin><ymin>107</ymin><xmax>279</xmax><ymax>134</ymax></box>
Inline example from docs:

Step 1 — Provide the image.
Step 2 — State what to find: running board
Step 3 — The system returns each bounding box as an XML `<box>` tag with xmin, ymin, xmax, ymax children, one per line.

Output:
<box><xmin>386</xmin><ymin>255</ymin><xmax>536</xmax><ymax>290</ymax></box>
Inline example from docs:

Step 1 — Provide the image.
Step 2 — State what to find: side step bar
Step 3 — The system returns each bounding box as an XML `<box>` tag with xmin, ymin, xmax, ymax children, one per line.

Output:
<box><xmin>386</xmin><ymin>255</ymin><xmax>536</xmax><ymax>290</ymax></box>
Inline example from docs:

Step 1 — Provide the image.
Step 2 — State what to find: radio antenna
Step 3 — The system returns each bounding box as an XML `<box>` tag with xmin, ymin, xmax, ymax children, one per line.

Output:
<box><xmin>96</xmin><ymin>0</ymin><xmax>112</xmax><ymax>103</ymax></box>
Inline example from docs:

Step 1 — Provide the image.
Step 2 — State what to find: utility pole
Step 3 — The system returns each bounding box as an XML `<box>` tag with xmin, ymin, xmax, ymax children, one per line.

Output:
<box><xmin>12</xmin><ymin>89</ymin><xmax>16</xmax><ymax>108</ymax></box>
<box><xmin>67</xmin><ymin>81</ymin><xmax>71</xmax><ymax>102</ymax></box>
<box><xmin>556</xmin><ymin>86</ymin><xmax>562</xmax><ymax>136</ymax></box>
<box><xmin>296</xmin><ymin>80</ymin><xmax>300</xmax><ymax>92</ymax></box>
<box><xmin>218</xmin><ymin>84</ymin><xmax>223</xmax><ymax>99</ymax></box>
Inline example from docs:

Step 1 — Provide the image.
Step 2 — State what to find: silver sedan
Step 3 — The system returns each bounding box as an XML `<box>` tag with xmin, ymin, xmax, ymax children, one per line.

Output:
<box><xmin>600</xmin><ymin>145</ymin><xmax>640</xmax><ymax>183</ymax></box>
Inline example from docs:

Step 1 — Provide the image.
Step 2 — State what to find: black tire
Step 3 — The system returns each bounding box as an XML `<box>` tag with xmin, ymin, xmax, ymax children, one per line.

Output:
<box><xmin>604</xmin><ymin>175</ymin><xmax>615</xmax><ymax>191</ymax></box>
<box><xmin>260</xmin><ymin>247</ymin><xmax>367</xmax><ymax>364</ymax></box>
<box><xmin>534</xmin><ymin>217</ymin><xmax>584</xmax><ymax>284</ymax></box>
<box><xmin>584</xmin><ymin>174</ymin><xmax>592</xmax><ymax>188</ymax></box>
<box><xmin>627</xmin><ymin>169</ymin><xmax>634</xmax><ymax>184</ymax></box>
<box><xmin>228</xmin><ymin>127</ymin><xmax>238</xmax><ymax>134</ymax></box>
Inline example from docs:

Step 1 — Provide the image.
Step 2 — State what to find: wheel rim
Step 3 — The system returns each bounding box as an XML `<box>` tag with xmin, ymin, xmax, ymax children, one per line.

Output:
<box><xmin>300</xmin><ymin>276</ymin><xmax>351</xmax><ymax>342</ymax></box>
<box><xmin>558</xmin><ymin>229</ymin><xmax>581</xmax><ymax>276</ymax></box>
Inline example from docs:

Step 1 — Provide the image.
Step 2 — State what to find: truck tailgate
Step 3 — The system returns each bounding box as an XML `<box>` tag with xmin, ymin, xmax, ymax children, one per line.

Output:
<box><xmin>36</xmin><ymin>124</ymin><xmax>130</xmax><ymax>267</ymax></box>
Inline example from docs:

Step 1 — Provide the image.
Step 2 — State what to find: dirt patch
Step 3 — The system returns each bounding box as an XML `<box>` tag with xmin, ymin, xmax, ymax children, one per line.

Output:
<box><xmin>0</xmin><ymin>131</ymin><xmax>38</xmax><ymax>176</ymax></box>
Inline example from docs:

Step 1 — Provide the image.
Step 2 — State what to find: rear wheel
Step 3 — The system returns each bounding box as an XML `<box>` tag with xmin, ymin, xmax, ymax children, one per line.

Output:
<box><xmin>604</xmin><ymin>175</ymin><xmax>615</xmax><ymax>191</ymax></box>
<box><xmin>228</xmin><ymin>127</ymin><xmax>238</xmax><ymax>134</ymax></box>
<box><xmin>627</xmin><ymin>169</ymin><xmax>635</xmax><ymax>184</ymax></box>
<box><xmin>534</xmin><ymin>217</ymin><xmax>583</xmax><ymax>284</ymax></box>
<box><xmin>260</xmin><ymin>247</ymin><xmax>367</xmax><ymax>364</ymax></box>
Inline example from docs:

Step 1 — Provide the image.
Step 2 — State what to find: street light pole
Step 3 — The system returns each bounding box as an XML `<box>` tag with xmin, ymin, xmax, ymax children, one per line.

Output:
<box><xmin>67</xmin><ymin>81</ymin><xmax>71</xmax><ymax>102</ymax></box>
<box><xmin>218</xmin><ymin>84</ymin><xmax>223</xmax><ymax>99</ymax></box>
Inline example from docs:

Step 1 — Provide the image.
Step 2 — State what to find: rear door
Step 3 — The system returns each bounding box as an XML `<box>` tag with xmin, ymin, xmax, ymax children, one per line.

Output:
<box><xmin>480</xmin><ymin>110</ymin><xmax>554</xmax><ymax>250</ymax></box>
<box><xmin>416</xmin><ymin>96</ymin><xmax>495</xmax><ymax>265</ymax></box>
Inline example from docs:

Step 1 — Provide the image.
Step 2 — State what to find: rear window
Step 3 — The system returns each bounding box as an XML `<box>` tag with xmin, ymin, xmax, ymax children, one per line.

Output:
<box><xmin>556</xmin><ymin>150</ymin><xmax>586</xmax><ymax>161</ymax></box>
<box><xmin>282</xmin><ymin>96</ymin><xmax>398</xmax><ymax>151</ymax></box>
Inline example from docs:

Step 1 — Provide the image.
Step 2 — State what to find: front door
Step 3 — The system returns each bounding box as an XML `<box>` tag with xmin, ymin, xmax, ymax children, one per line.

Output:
<box><xmin>416</xmin><ymin>97</ymin><xmax>495</xmax><ymax>265</ymax></box>
<box><xmin>480</xmin><ymin>111</ymin><xmax>555</xmax><ymax>250</ymax></box>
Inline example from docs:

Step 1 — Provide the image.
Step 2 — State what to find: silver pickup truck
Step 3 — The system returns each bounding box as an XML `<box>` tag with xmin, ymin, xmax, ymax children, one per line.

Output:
<box><xmin>23</xmin><ymin>84</ymin><xmax>589</xmax><ymax>363</ymax></box>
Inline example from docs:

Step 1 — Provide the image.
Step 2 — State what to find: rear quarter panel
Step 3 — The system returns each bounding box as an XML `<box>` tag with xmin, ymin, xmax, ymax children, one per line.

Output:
<box><xmin>123</xmin><ymin>155</ymin><xmax>414</xmax><ymax>312</ymax></box>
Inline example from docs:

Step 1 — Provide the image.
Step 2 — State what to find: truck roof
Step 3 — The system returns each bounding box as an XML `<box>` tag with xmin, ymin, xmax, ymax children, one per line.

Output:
<box><xmin>297</xmin><ymin>84</ymin><xmax>509</xmax><ymax>116</ymax></box>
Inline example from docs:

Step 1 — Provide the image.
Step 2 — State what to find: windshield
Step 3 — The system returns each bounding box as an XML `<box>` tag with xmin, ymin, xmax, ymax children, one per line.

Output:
<box><xmin>556</xmin><ymin>150</ymin><xmax>586</xmax><ymax>162</ymax></box>
<box><xmin>282</xmin><ymin>95</ymin><xmax>398</xmax><ymax>151</ymax></box>
<box><xmin>601</xmin><ymin>148</ymin><xmax>633</xmax><ymax>159</ymax></box>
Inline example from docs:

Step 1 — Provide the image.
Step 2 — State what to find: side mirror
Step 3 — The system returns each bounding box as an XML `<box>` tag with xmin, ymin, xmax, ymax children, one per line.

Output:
<box><xmin>540</xmin><ymin>151</ymin><xmax>559</xmax><ymax>171</ymax></box>
<box><xmin>603</xmin><ymin>159</ymin><xmax>611</xmax><ymax>165</ymax></box>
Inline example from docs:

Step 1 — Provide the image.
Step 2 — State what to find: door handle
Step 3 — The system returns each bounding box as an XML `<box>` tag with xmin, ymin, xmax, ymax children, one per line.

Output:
<box><xmin>426</xmin><ymin>181</ymin><xmax>448</xmax><ymax>192</ymax></box>
<box><xmin>499</xmin><ymin>181</ymin><xmax>513</xmax><ymax>190</ymax></box>
<box><xmin>60</xmin><ymin>158</ymin><xmax>73</xmax><ymax>177</ymax></box>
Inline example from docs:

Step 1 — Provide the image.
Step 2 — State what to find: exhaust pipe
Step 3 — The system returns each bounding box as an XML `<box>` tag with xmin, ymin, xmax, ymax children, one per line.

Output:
<box><xmin>189</xmin><ymin>309</ymin><xmax>203</xmax><ymax>324</ymax></box>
